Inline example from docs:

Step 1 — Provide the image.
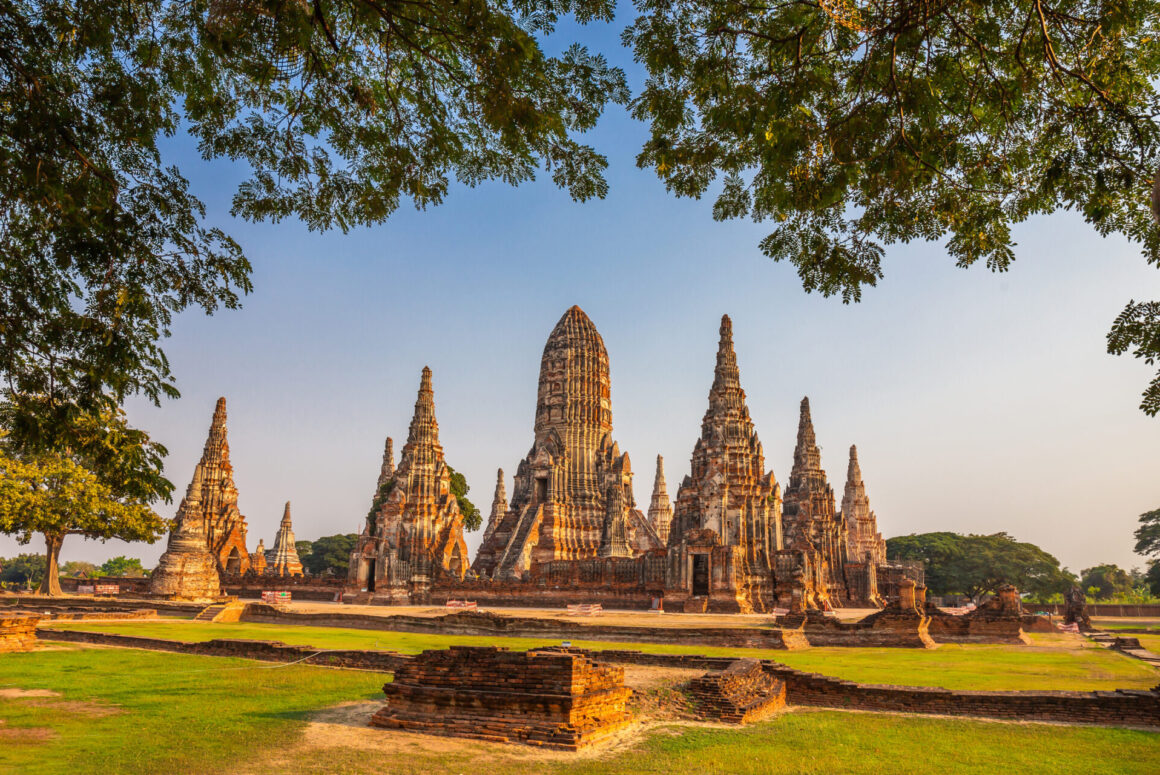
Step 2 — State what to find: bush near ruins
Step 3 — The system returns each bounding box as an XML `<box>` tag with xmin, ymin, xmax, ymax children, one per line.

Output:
<box><xmin>301</xmin><ymin>534</ymin><xmax>358</xmax><ymax>576</ymax></box>
<box><xmin>886</xmin><ymin>532</ymin><xmax>1074</xmax><ymax>603</ymax></box>
<box><xmin>448</xmin><ymin>466</ymin><xmax>482</xmax><ymax>532</ymax></box>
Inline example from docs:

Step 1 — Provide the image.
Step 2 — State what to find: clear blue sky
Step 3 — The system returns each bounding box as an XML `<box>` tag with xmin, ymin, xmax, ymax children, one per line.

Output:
<box><xmin>3</xmin><ymin>9</ymin><xmax>1156</xmax><ymax>576</ymax></box>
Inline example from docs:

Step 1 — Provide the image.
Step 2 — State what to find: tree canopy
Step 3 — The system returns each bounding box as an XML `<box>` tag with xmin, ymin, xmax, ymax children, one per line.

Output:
<box><xmin>625</xmin><ymin>0</ymin><xmax>1160</xmax><ymax>414</ymax></box>
<box><xmin>886</xmin><ymin>531</ymin><xmax>1073</xmax><ymax>601</ymax></box>
<box><xmin>0</xmin><ymin>448</ymin><xmax>166</xmax><ymax>595</ymax></box>
<box><xmin>302</xmin><ymin>533</ymin><xmax>359</xmax><ymax>576</ymax></box>
<box><xmin>98</xmin><ymin>556</ymin><xmax>149</xmax><ymax>578</ymax></box>
<box><xmin>0</xmin><ymin>553</ymin><xmax>46</xmax><ymax>588</ymax></box>
<box><xmin>1134</xmin><ymin>507</ymin><xmax>1160</xmax><ymax>557</ymax></box>
<box><xmin>448</xmin><ymin>466</ymin><xmax>482</xmax><ymax>531</ymax></box>
<box><xmin>1</xmin><ymin>0</ymin><xmax>628</xmax><ymax>504</ymax></box>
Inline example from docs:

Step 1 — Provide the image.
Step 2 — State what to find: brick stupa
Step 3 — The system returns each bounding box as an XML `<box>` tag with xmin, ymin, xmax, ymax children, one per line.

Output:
<box><xmin>646</xmin><ymin>455</ymin><xmax>673</xmax><ymax>545</ymax></box>
<box><xmin>149</xmin><ymin>465</ymin><xmax>222</xmax><ymax>601</ymax></box>
<box><xmin>266</xmin><ymin>502</ymin><xmax>304</xmax><ymax>576</ymax></box>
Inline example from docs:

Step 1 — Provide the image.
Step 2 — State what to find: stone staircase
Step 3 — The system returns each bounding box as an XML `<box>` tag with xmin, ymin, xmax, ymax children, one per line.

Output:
<box><xmin>494</xmin><ymin>503</ymin><xmax>542</xmax><ymax>579</ymax></box>
<box><xmin>193</xmin><ymin>602</ymin><xmax>245</xmax><ymax>623</ymax></box>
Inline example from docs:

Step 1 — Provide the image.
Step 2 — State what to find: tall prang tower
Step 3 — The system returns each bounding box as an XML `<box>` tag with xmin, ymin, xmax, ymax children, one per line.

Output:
<box><xmin>178</xmin><ymin>397</ymin><xmax>251</xmax><ymax>576</ymax></box>
<box><xmin>347</xmin><ymin>367</ymin><xmax>470</xmax><ymax>602</ymax></box>
<box><xmin>781</xmin><ymin>397</ymin><xmax>847</xmax><ymax>606</ymax></box>
<box><xmin>666</xmin><ymin>315</ymin><xmax>782</xmax><ymax>612</ymax></box>
<box><xmin>471</xmin><ymin>306</ymin><xmax>661</xmax><ymax>579</ymax></box>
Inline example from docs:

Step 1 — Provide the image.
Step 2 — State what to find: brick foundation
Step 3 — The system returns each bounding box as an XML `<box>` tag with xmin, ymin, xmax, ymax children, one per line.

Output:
<box><xmin>369</xmin><ymin>646</ymin><xmax>634</xmax><ymax>749</ymax></box>
<box><xmin>687</xmin><ymin>659</ymin><xmax>786</xmax><ymax>723</ymax></box>
<box><xmin>0</xmin><ymin>614</ymin><xmax>40</xmax><ymax>652</ymax></box>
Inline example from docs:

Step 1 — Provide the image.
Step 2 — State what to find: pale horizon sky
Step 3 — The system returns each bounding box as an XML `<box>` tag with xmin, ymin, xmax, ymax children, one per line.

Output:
<box><xmin>1</xmin><ymin>9</ymin><xmax>1156</xmax><ymax>577</ymax></box>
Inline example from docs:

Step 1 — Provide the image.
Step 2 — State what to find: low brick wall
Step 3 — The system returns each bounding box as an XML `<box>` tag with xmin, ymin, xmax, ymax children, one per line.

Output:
<box><xmin>38</xmin><ymin>628</ymin><xmax>410</xmax><ymax>671</ymax></box>
<box><xmin>2</xmin><ymin>595</ymin><xmax>203</xmax><ymax>618</ymax></box>
<box><xmin>241</xmin><ymin>605</ymin><xmax>810</xmax><ymax>650</ymax></box>
<box><xmin>38</xmin><ymin>630</ymin><xmax>1160</xmax><ymax>729</ymax></box>
<box><xmin>547</xmin><ymin>648</ymin><xmax>1160</xmax><ymax>729</ymax></box>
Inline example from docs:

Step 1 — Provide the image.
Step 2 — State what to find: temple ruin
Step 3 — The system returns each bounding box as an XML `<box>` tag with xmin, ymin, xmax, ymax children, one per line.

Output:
<box><xmin>149</xmin><ymin>466</ymin><xmax>222</xmax><ymax>601</ymax></box>
<box><xmin>346</xmin><ymin>367</ymin><xmax>470</xmax><ymax>602</ymax></box>
<box><xmin>471</xmin><ymin>306</ymin><xmax>662</xmax><ymax>580</ymax></box>
<box><xmin>192</xmin><ymin>398</ymin><xmax>252</xmax><ymax>576</ymax></box>
<box><xmin>666</xmin><ymin>315</ymin><xmax>783</xmax><ymax>612</ymax></box>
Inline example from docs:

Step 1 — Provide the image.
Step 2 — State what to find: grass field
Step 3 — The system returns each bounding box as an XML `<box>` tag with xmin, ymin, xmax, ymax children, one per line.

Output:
<box><xmin>1</xmin><ymin>646</ymin><xmax>1157</xmax><ymax>775</ymax></box>
<box><xmin>41</xmin><ymin>618</ymin><xmax>1160</xmax><ymax>691</ymax></box>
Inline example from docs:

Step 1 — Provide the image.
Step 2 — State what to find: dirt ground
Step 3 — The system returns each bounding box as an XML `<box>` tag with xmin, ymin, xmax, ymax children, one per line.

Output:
<box><xmin>240</xmin><ymin>664</ymin><xmax>717</xmax><ymax>773</ymax></box>
<box><xmin>285</xmin><ymin>601</ymin><xmax>879</xmax><ymax>627</ymax></box>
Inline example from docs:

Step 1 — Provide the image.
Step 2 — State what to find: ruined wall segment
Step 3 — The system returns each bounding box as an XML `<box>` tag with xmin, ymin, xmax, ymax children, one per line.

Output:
<box><xmin>348</xmin><ymin>367</ymin><xmax>470</xmax><ymax>602</ymax></box>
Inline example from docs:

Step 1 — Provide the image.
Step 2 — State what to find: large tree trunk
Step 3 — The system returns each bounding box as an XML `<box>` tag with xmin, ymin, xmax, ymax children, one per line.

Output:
<box><xmin>37</xmin><ymin>532</ymin><xmax>64</xmax><ymax>597</ymax></box>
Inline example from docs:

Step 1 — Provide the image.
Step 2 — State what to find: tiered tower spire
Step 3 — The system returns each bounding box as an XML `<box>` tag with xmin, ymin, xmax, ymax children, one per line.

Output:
<box><xmin>669</xmin><ymin>315</ymin><xmax>781</xmax><ymax>612</ymax></box>
<box><xmin>267</xmin><ymin>501</ymin><xmax>304</xmax><ymax>576</ymax></box>
<box><xmin>647</xmin><ymin>455</ymin><xmax>674</xmax><ymax>544</ymax></box>
<box><xmin>782</xmin><ymin>396</ymin><xmax>846</xmax><ymax>605</ymax></box>
<box><xmin>186</xmin><ymin>398</ymin><xmax>251</xmax><ymax>575</ymax></box>
<box><xmin>482</xmin><ymin>469</ymin><xmax>507</xmax><ymax>544</ymax></box>
<box><xmin>346</xmin><ymin>367</ymin><xmax>470</xmax><ymax>602</ymax></box>
<box><xmin>841</xmin><ymin>445</ymin><xmax>886</xmax><ymax>565</ymax></box>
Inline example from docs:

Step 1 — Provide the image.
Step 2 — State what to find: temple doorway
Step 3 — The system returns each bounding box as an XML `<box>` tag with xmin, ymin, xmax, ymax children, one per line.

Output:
<box><xmin>366</xmin><ymin>559</ymin><xmax>377</xmax><ymax>592</ymax></box>
<box><xmin>535</xmin><ymin>477</ymin><xmax>548</xmax><ymax>502</ymax></box>
<box><xmin>226</xmin><ymin>548</ymin><xmax>241</xmax><ymax>575</ymax></box>
<box><xmin>692</xmin><ymin>554</ymin><xmax>709</xmax><ymax>596</ymax></box>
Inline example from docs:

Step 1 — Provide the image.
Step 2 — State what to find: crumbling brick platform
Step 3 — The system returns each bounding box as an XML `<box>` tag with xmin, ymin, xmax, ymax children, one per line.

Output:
<box><xmin>0</xmin><ymin>614</ymin><xmax>40</xmax><ymax>652</ymax></box>
<box><xmin>687</xmin><ymin>658</ymin><xmax>786</xmax><ymax>723</ymax></box>
<box><xmin>369</xmin><ymin>646</ymin><xmax>634</xmax><ymax>749</ymax></box>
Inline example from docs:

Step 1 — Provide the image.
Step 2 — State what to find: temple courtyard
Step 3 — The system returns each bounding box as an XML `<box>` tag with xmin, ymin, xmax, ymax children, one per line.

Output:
<box><xmin>0</xmin><ymin>607</ymin><xmax>1157</xmax><ymax>775</ymax></box>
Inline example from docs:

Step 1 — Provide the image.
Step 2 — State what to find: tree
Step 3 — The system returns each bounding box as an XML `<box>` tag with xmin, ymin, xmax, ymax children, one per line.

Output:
<box><xmin>0</xmin><ymin>553</ymin><xmax>46</xmax><ymax>588</ymax></box>
<box><xmin>0</xmin><ymin>449</ymin><xmax>167</xmax><ymax>595</ymax></box>
<box><xmin>98</xmin><ymin>556</ymin><xmax>149</xmax><ymax>578</ymax></box>
<box><xmin>886</xmin><ymin>531</ymin><xmax>1073</xmax><ymax>602</ymax></box>
<box><xmin>1</xmin><ymin>0</ymin><xmax>628</xmax><ymax>464</ymax></box>
<box><xmin>624</xmin><ymin>0</ymin><xmax>1160</xmax><ymax>414</ymax></box>
<box><xmin>59</xmin><ymin>560</ymin><xmax>97</xmax><ymax>578</ymax></box>
<box><xmin>295</xmin><ymin>540</ymin><xmax>314</xmax><ymax>564</ymax></box>
<box><xmin>1135</xmin><ymin>508</ymin><xmax>1160</xmax><ymax>557</ymax></box>
<box><xmin>447</xmin><ymin>466</ymin><xmax>482</xmax><ymax>531</ymax></box>
<box><xmin>1080</xmin><ymin>563</ymin><xmax>1134</xmax><ymax>599</ymax></box>
<box><xmin>1145</xmin><ymin>561</ymin><xmax>1160</xmax><ymax>598</ymax></box>
<box><xmin>302</xmin><ymin>534</ymin><xmax>358</xmax><ymax>576</ymax></box>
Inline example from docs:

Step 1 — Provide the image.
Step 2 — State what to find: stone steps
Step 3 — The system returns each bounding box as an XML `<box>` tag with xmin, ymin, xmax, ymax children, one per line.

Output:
<box><xmin>194</xmin><ymin>604</ymin><xmax>229</xmax><ymax>622</ymax></box>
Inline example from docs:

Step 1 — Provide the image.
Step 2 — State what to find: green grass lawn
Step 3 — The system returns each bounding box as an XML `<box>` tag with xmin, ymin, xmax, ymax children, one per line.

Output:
<box><xmin>41</xmin><ymin>619</ymin><xmax>1159</xmax><ymax>691</ymax></box>
<box><xmin>0</xmin><ymin>646</ymin><xmax>384</xmax><ymax>775</ymax></box>
<box><xmin>2</xmin><ymin>646</ymin><xmax>1157</xmax><ymax>775</ymax></box>
<box><xmin>1093</xmin><ymin>619</ymin><xmax>1160</xmax><ymax>632</ymax></box>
